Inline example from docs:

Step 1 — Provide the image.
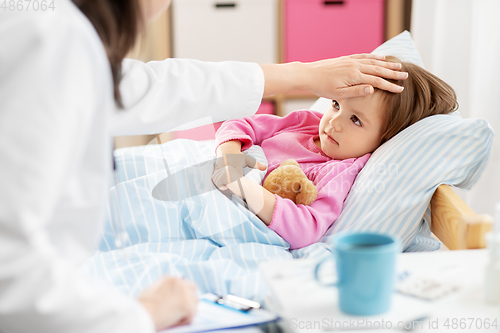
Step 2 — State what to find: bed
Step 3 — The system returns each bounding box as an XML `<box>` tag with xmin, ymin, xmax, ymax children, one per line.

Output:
<box><xmin>431</xmin><ymin>185</ymin><xmax>492</xmax><ymax>250</ymax></box>
<box><xmin>80</xmin><ymin>31</ymin><xmax>494</xmax><ymax>305</ymax></box>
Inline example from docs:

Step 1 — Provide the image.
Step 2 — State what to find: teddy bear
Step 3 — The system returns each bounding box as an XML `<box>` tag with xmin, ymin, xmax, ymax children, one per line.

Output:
<box><xmin>263</xmin><ymin>159</ymin><xmax>317</xmax><ymax>206</ymax></box>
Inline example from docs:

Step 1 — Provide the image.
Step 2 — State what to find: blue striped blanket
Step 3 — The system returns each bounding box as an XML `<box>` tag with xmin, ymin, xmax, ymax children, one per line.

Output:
<box><xmin>82</xmin><ymin>139</ymin><xmax>304</xmax><ymax>302</ymax></box>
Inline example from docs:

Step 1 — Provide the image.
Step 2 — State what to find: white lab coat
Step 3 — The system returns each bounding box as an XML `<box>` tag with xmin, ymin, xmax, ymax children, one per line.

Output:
<box><xmin>0</xmin><ymin>1</ymin><xmax>264</xmax><ymax>332</ymax></box>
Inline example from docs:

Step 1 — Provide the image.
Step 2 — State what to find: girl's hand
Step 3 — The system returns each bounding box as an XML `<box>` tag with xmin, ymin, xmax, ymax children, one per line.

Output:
<box><xmin>212</xmin><ymin>164</ymin><xmax>245</xmax><ymax>192</ymax></box>
<box><xmin>213</xmin><ymin>141</ymin><xmax>266</xmax><ymax>190</ymax></box>
<box><xmin>137</xmin><ymin>276</ymin><xmax>198</xmax><ymax>331</ymax></box>
<box><xmin>212</xmin><ymin>164</ymin><xmax>276</xmax><ymax>225</ymax></box>
<box><xmin>212</xmin><ymin>141</ymin><xmax>274</xmax><ymax>223</ymax></box>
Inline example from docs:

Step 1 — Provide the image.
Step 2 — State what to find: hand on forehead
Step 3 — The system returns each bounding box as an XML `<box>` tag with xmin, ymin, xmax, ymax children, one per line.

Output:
<box><xmin>338</xmin><ymin>92</ymin><xmax>385</xmax><ymax>123</ymax></box>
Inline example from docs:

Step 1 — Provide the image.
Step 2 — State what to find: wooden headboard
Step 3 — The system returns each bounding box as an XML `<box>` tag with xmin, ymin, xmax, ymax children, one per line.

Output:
<box><xmin>431</xmin><ymin>185</ymin><xmax>492</xmax><ymax>250</ymax></box>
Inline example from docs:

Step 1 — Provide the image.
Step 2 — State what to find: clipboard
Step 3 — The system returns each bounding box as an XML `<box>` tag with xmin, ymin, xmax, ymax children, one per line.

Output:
<box><xmin>161</xmin><ymin>294</ymin><xmax>279</xmax><ymax>333</ymax></box>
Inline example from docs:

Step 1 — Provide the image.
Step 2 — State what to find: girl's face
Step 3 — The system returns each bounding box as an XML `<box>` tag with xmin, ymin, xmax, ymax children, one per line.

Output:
<box><xmin>140</xmin><ymin>0</ymin><xmax>172</xmax><ymax>24</ymax></box>
<box><xmin>315</xmin><ymin>94</ymin><xmax>384</xmax><ymax>160</ymax></box>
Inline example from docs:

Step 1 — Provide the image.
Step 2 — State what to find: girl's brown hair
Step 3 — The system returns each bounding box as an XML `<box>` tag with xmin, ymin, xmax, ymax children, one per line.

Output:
<box><xmin>72</xmin><ymin>0</ymin><xmax>144</xmax><ymax>108</ymax></box>
<box><xmin>377</xmin><ymin>56</ymin><xmax>459</xmax><ymax>144</ymax></box>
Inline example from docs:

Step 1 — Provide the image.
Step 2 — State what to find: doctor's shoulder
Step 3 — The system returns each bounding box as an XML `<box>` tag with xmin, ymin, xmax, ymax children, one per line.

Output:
<box><xmin>0</xmin><ymin>0</ymin><xmax>113</xmax><ymax>110</ymax></box>
<box><xmin>0</xmin><ymin>0</ymin><xmax>110</xmax><ymax>75</ymax></box>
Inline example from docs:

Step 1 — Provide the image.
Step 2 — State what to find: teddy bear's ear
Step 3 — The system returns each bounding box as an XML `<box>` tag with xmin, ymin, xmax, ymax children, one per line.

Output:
<box><xmin>295</xmin><ymin>179</ymin><xmax>317</xmax><ymax>206</ymax></box>
<box><xmin>280</xmin><ymin>159</ymin><xmax>300</xmax><ymax>168</ymax></box>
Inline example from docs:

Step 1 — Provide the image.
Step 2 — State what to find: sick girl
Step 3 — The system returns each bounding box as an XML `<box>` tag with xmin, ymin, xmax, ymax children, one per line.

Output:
<box><xmin>213</xmin><ymin>56</ymin><xmax>458</xmax><ymax>249</ymax></box>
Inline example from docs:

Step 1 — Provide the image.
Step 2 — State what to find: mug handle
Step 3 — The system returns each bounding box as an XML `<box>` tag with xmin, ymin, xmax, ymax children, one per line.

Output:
<box><xmin>314</xmin><ymin>256</ymin><xmax>338</xmax><ymax>287</ymax></box>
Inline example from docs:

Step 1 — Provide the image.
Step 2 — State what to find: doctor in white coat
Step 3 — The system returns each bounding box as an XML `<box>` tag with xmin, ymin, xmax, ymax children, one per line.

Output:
<box><xmin>0</xmin><ymin>0</ymin><xmax>408</xmax><ymax>332</ymax></box>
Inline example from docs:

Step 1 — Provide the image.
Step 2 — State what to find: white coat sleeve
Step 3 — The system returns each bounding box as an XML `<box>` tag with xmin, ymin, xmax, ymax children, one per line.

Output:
<box><xmin>110</xmin><ymin>58</ymin><xmax>265</xmax><ymax>136</ymax></box>
<box><xmin>0</xmin><ymin>8</ymin><xmax>154</xmax><ymax>333</ymax></box>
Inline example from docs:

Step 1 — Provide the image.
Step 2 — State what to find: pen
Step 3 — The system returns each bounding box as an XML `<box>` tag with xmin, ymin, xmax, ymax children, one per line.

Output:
<box><xmin>204</xmin><ymin>293</ymin><xmax>261</xmax><ymax>312</ymax></box>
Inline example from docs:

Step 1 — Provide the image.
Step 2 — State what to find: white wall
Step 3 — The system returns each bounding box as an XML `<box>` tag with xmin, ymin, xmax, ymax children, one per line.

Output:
<box><xmin>411</xmin><ymin>0</ymin><xmax>500</xmax><ymax>217</ymax></box>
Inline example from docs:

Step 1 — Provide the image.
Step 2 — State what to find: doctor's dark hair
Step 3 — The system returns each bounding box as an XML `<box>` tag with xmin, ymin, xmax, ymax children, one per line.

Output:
<box><xmin>72</xmin><ymin>0</ymin><xmax>143</xmax><ymax>108</ymax></box>
<box><xmin>375</xmin><ymin>56</ymin><xmax>459</xmax><ymax>145</ymax></box>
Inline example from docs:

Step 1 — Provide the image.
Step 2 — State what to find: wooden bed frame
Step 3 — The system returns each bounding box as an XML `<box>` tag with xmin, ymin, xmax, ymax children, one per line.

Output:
<box><xmin>431</xmin><ymin>185</ymin><xmax>492</xmax><ymax>250</ymax></box>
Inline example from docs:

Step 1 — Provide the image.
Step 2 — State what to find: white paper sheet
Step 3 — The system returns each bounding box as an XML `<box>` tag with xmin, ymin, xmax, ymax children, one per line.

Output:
<box><xmin>162</xmin><ymin>295</ymin><xmax>279</xmax><ymax>333</ymax></box>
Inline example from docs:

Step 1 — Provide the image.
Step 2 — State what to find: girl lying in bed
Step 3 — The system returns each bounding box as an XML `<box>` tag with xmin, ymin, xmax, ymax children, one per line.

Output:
<box><xmin>212</xmin><ymin>56</ymin><xmax>458</xmax><ymax>249</ymax></box>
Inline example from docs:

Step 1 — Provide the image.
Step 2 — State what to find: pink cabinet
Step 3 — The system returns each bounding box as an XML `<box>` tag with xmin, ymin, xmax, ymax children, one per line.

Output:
<box><xmin>173</xmin><ymin>101</ymin><xmax>275</xmax><ymax>141</ymax></box>
<box><xmin>284</xmin><ymin>0</ymin><xmax>385</xmax><ymax>63</ymax></box>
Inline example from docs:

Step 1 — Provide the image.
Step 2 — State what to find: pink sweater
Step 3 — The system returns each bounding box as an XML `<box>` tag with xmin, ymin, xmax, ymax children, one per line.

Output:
<box><xmin>215</xmin><ymin>110</ymin><xmax>370</xmax><ymax>249</ymax></box>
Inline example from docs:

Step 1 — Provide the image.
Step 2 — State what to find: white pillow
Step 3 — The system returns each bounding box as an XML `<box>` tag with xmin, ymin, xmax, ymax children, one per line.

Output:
<box><xmin>309</xmin><ymin>31</ymin><xmax>494</xmax><ymax>252</ymax></box>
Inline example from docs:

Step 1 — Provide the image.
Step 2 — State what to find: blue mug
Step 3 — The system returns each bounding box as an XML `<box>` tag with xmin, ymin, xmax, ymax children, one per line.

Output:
<box><xmin>315</xmin><ymin>232</ymin><xmax>401</xmax><ymax>316</ymax></box>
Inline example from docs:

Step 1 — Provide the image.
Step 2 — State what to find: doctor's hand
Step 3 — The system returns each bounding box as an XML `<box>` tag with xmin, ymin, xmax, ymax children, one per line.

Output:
<box><xmin>260</xmin><ymin>54</ymin><xmax>408</xmax><ymax>100</ymax></box>
<box><xmin>137</xmin><ymin>276</ymin><xmax>198</xmax><ymax>331</ymax></box>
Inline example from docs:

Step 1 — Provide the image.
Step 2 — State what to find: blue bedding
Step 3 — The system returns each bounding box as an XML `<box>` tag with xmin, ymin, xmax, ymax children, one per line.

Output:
<box><xmin>82</xmin><ymin>139</ymin><xmax>326</xmax><ymax>302</ymax></box>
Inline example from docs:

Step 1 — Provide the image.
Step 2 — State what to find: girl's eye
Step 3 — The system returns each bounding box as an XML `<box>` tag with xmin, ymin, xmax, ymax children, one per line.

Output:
<box><xmin>351</xmin><ymin>115</ymin><xmax>362</xmax><ymax>126</ymax></box>
<box><xmin>332</xmin><ymin>100</ymin><xmax>340</xmax><ymax>110</ymax></box>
